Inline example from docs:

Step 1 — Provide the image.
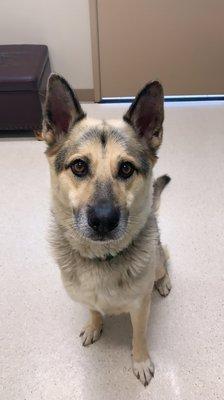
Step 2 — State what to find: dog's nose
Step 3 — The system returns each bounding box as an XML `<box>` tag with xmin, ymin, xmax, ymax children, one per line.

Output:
<box><xmin>87</xmin><ymin>200</ymin><xmax>120</xmax><ymax>234</ymax></box>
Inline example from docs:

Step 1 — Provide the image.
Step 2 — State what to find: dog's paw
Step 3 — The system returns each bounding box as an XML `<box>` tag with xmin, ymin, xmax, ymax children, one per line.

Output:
<box><xmin>132</xmin><ymin>357</ymin><xmax>155</xmax><ymax>387</ymax></box>
<box><xmin>79</xmin><ymin>324</ymin><xmax>103</xmax><ymax>346</ymax></box>
<box><xmin>155</xmin><ymin>272</ymin><xmax>172</xmax><ymax>297</ymax></box>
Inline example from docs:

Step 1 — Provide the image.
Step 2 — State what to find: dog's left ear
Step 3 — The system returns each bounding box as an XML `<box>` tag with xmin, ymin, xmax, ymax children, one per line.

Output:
<box><xmin>123</xmin><ymin>81</ymin><xmax>164</xmax><ymax>150</ymax></box>
<box><xmin>43</xmin><ymin>73</ymin><xmax>86</xmax><ymax>146</ymax></box>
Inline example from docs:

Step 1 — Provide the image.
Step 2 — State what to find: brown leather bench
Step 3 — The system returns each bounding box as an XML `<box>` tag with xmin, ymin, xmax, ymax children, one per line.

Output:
<box><xmin>0</xmin><ymin>44</ymin><xmax>51</xmax><ymax>132</ymax></box>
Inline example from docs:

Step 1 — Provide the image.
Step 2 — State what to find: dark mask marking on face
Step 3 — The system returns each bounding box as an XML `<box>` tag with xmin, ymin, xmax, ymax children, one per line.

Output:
<box><xmin>93</xmin><ymin>180</ymin><xmax>114</xmax><ymax>203</ymax></box>
<box><xmin>54</xmin><ymin>147</ymin><xmax>70</xmax><ymax>174</ymax></box>
<box><xmin>136</xmin><ymin>149</ymin><xmax>151</xmax><ymax>175</ymax></box>
<box><xmin>100</xmin><ymin>133</ymin><xmax>107</xmax><ymax>147</ymax></box>
<box><xmin>76</xmin><ymin>128</ymin><xmax>101</xmax><ymax>147</ymax></box>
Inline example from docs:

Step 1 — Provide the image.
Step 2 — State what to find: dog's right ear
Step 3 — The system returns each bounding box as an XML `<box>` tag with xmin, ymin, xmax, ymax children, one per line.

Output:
<box><xmin>42</xmin><ymin>74</ymin><xmax>86</xmax><ymax>146</ymax></box>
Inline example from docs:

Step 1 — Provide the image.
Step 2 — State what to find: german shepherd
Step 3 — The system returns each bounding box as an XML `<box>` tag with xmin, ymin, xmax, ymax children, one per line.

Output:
<box><xmin>40</xmin><ymin>74</ymin><xmax>171</xmax><ymax>386</ymax></box>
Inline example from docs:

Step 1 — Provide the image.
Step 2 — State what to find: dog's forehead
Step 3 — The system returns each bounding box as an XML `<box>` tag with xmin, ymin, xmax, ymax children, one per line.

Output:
<box><xmin>69</xmin><ymin>117</ymin><xmax>134</xmax><ymax>147</ymax></box>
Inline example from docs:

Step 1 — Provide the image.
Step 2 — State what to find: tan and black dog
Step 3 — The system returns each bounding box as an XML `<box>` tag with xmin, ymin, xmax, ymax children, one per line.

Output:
<box><xmin>40</xmin><ymin>74</ymin><xmax>171</xmax><ymax>386</ymax></box>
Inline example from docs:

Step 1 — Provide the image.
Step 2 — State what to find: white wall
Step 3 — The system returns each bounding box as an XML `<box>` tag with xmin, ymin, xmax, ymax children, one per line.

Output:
<box><xmin>0</xmin><ymin>0</ymin><xmax>93</xmax><ymax>89</ymax></box>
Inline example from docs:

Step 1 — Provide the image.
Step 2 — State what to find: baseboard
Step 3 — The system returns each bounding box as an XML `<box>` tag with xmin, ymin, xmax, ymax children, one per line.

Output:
<box><xmin>100</xmin><ymin>94</ymin><xmax>224</xmax><ymax>103</ymax></box>
<box><xmin>75</xmin><ymin>89</ymin><xmax>94</xmax><ymax>102</ymax></box>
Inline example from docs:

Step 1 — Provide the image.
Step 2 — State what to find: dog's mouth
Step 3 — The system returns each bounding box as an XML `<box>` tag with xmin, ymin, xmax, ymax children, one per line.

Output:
<box><xmin>84</xmin><ymin>233</ymin><xmax>121</xmax><ymax>243</ymax></box>
<box><xmin>83</xmin><ymin>226</ymin><xmax>127</xmax><ymax>242</ymax></box>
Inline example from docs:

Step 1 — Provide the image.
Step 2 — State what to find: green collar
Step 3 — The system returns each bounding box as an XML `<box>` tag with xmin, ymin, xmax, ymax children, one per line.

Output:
<box><xmin>92</xmin><ymin>242</ymin><xmax>134</xmax><ymax>262</ymax></box>
<box><xmin>93</xmin><ymin>238</ymin><xmax>136</xmax><ymax>262</ymax></box>
<box><xmin>94</xmin><ymin>251</ymin><xmax>120</xmax><ymax>262</ymax></box>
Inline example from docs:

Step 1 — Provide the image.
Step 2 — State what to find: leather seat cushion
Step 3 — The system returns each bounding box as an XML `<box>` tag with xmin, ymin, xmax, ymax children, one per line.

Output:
<box><xmin>0</xmin><ymin>45</ymin><xmax>49</xmax><ymax>91</ymax></box>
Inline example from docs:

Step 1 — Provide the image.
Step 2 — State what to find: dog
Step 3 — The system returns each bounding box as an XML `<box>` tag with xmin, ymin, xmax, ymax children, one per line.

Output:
<box><xmin>40</xmin><ymin>74</ymin><xmax>171</xmax><ymax>386</ymax></box>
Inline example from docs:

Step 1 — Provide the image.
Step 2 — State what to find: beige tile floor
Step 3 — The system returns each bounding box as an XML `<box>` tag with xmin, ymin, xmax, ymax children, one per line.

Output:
<box><xmin>0</xmin><ymin>101</ymin><xmax>224</xmax><ymax>400</ymax></box>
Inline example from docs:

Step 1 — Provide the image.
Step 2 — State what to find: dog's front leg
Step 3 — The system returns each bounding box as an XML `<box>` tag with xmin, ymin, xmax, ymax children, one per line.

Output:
<box><xmin>80</xmin><ymin>310</ymin><xmax>103</xmax><ymax>346</ymax></box>
<box><xmin>130</xmin><ymin>295</ymin><xmax>154</xmax><ymax>386</ymax></box>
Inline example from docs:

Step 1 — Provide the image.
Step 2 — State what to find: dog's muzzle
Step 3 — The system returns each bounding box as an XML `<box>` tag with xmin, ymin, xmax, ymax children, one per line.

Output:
<box><xmin>87</xmin><ymin>200</ymin><xmax>120</xmax><ymax>235</ymax></box>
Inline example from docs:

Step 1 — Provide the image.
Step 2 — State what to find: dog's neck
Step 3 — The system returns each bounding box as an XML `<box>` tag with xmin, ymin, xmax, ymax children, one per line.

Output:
<box><xmin>80</xmin><ymin>241</ymin><xmax>132</xmax><ymax>262</ymax></box>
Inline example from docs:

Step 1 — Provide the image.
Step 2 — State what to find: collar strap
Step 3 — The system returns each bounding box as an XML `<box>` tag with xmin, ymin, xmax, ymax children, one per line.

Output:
<box><xmin>82</xmin><ymin>242</ymin><xmax>133</xmax><ymax>262</ymax></box>
<box><xmin>94</xmin><ymin>252</ymin><xmax>119</xmax><ymax>262</ymax></box>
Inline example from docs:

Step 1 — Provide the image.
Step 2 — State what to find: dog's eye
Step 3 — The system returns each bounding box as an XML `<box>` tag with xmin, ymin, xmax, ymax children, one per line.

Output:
<box><xmin>70</xmin><ymin>159</ymin><xmax>88</xmax><ymax>177</ymax></box>
<box><xmin>118</xmin><ymin>162</ymin><xmax>135</xmax><ymax>179</ymax></box>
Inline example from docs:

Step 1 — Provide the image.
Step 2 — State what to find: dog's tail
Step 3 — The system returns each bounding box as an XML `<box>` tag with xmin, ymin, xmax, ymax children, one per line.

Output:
<box><xmin>152</xmin><ymin>174</ymin><xmax>171</xmax><ymax>213</ymax></box>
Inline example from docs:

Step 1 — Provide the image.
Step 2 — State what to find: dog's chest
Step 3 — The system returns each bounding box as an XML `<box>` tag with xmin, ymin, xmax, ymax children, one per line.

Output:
<box><xmin>61</xmin><ymin>261</ymin><xmax>151</xmax><ymax>315</ymax></box>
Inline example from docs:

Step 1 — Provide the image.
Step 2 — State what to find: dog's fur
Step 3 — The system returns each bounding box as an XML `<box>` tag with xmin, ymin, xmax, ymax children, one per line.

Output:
<box><xmin>40</xmin><ymin>74</ymin><xmax>171</xmax><ymax>386</ymax></box>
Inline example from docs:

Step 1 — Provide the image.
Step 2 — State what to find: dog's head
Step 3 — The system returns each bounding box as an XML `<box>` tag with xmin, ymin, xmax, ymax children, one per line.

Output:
<box><xmin>42</xmin><ymin>74</ymin><xmax>164</xmax><ymax>256</ymax></box>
